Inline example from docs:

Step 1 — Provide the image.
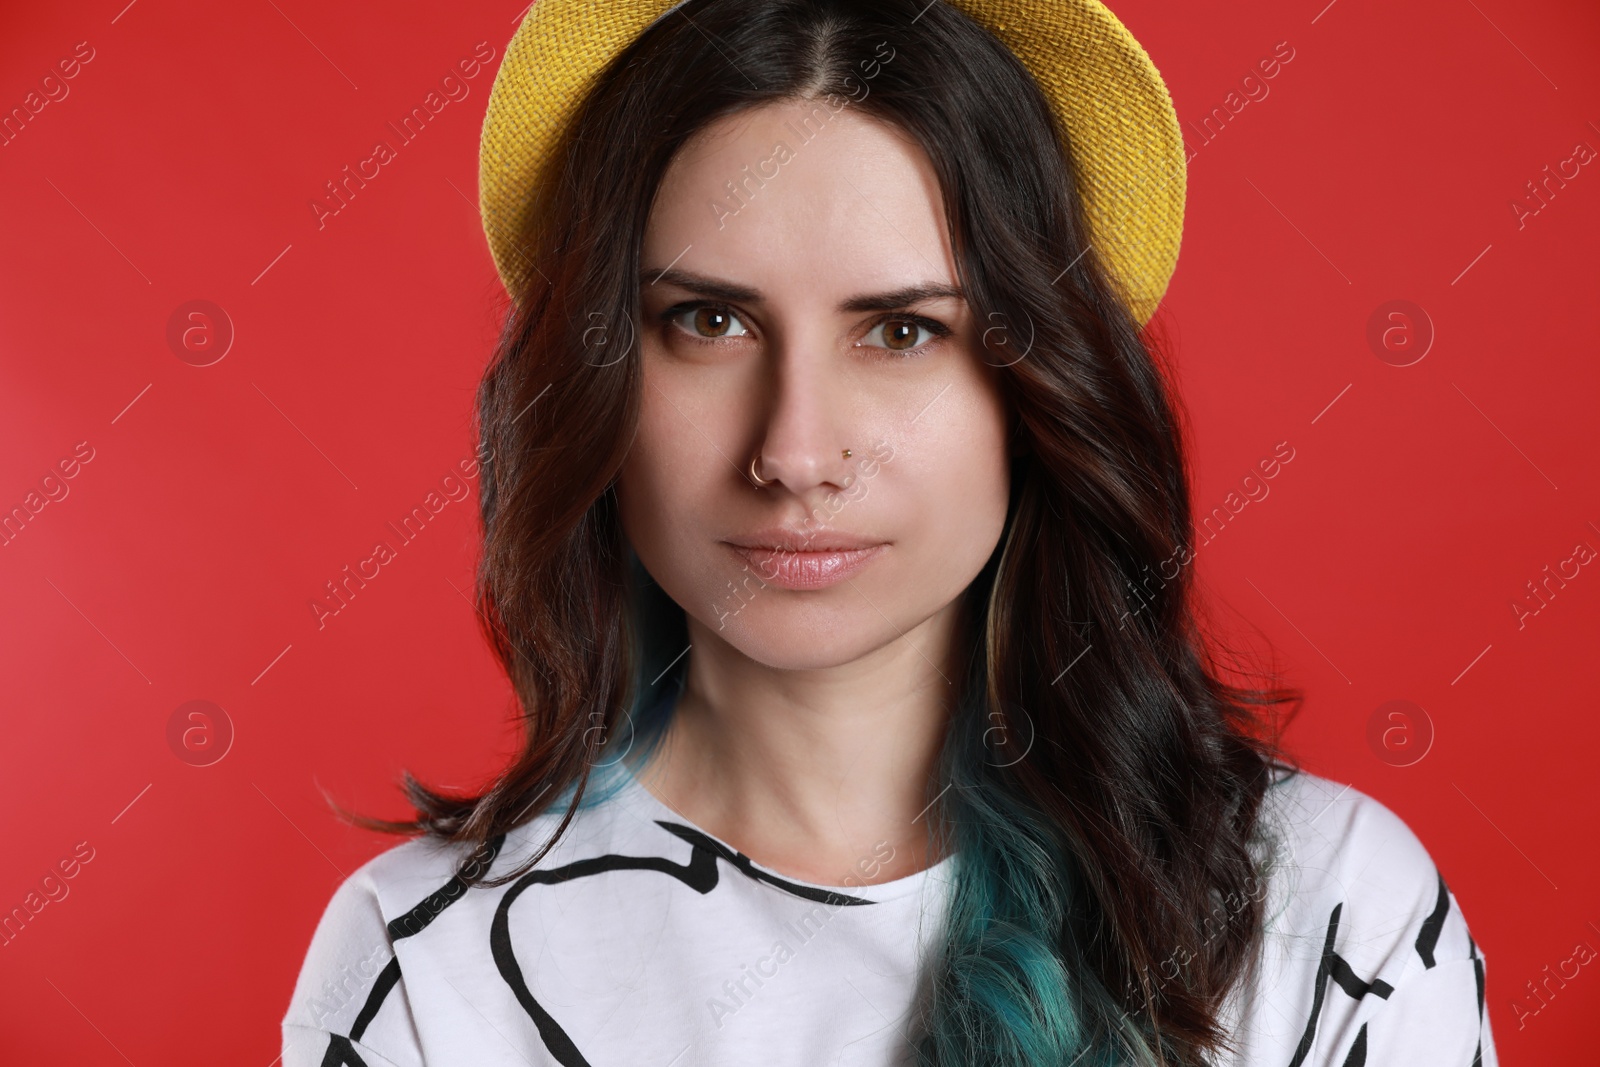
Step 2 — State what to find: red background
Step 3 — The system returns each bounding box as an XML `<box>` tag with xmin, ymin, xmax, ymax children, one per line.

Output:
<box><xmin>2</xmin><ymin>0</ymin><xmax>1596</xmax><ymax>1062</ymax></box>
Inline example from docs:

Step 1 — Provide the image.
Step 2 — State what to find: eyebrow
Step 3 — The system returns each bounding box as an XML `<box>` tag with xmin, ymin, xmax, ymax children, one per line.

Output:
<box><xmin>640</xmin><ymin>267</ymin><xmax>965</xmax><ymax>314</ymax></box>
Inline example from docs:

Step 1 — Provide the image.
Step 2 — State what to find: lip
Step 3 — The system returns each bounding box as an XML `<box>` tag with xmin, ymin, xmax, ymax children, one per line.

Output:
<box><xmin>724</xmin><ymin>525</ymin><xmax>884</xmax><ymax>553</ymax></box>
<box><xmin>723</xmin><ymin>525</ymin><xmax>888</xmax><ymax>590</ymax></box>
<box><xmin>727</xmin><ymin>542</ymin><xmax>887</xmax><ymax>590</ymax></box>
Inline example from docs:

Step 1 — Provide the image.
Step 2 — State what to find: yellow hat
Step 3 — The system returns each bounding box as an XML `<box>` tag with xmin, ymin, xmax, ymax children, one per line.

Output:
<box><xmin>479</xmin><ymin>0</ymin><xmax>1185</xmax><ymax>326</ymax></box>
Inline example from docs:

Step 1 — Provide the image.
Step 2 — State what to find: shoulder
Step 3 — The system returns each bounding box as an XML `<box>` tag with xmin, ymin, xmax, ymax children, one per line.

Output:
<box><xmin>1226</xmin><ymin>766</ymin><xmax>1496</xmax><ymax>1065</ymax></box>
<box><xmin>1255</xmin><ymin>765</ymin><xmax>1439</xmax><ymax>894</ymax></box>
<box><xmin>281</xmin><ymin>792</ymin><xmax>630</xmax><ymax>1036</ymax></box>
<box><xmin>1254</xmin><ymin>766</ymin><xmax>1482</xmax><ymax>979</ymax></box>
<box><xmin>279</xmin><ymin>832</ymin><xmax>472</xmax><ymax>1039</ymax></box>
<box><xmin>296</xmin><ymin>778</ymin><xmax>651</xmax><ymax>937</ymax></box>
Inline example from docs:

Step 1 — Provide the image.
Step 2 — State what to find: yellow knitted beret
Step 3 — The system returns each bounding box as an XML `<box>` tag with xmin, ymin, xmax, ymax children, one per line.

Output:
<box><xmin>479</xmin><ymin>0</ymin><xmax>1185</xmax><ymax>325</ymax></box>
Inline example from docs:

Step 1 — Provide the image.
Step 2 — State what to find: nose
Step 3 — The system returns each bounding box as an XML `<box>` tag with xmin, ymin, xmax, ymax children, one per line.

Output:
<box><xmin>748</xmin><ymin>331</ymin><xmax>858</xmax><ymax>498</ymax></box>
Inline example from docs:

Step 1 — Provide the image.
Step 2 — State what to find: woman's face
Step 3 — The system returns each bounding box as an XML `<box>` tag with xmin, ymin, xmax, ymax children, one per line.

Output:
<box><xmin>618</xmin><ymin>98</ymin><xmax>1012</xmax><ymax>671</ymax></box>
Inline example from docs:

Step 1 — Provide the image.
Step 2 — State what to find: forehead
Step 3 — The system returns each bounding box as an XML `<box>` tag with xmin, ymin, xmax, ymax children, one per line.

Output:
<box><xmin>642</xmin><ymin>99</ymin><xmax>958</xmax><ymax>296</ymax></box>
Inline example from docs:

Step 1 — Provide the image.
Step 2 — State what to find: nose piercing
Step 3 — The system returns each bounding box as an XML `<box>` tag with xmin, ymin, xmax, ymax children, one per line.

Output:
<box><xmin>747</xmin><ymin>449</ymin><xmax>854</xmax><ymax>488</ymax></box>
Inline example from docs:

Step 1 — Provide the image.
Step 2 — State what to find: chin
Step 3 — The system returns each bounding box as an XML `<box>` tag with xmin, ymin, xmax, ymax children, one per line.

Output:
<box><xmin>698</xmin><ymin>599</ymin><xmax>907</xmax><ymax>670</ymax></box>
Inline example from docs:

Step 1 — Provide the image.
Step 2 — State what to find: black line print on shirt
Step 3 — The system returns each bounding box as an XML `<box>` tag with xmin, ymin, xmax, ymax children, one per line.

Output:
<box><xmin>1416</xmin><ymin>871</ymin><xmax>1451</xmax><ymax>967</ymax></box>
<box><xmin>1414</xmin><ymin>872</ymin><xmax>1486</xmax><ymax>1067</ymax></box>
<box><xmin>1287</xmin><ymin>867</ymin><xmax>1486</xmax><ymax>1067</ymax></box>
<box><xmin>315</xmin><ymin>824</ymin><xmax>1488</xmax><ymax>1067</ymax></box>
<box><xmin>314</xmin><ymin>834</ymin><xmax>512</xmax><ymax>1066</ymax></box>
<box><xmin>314</xmin><ymin>820</ymin><xmax>875</xmax><ymax>1067</ymax></box>
<box><xmin>314</xmin><ymin>953</ymin><xmax>406</xmax><ymax>1067</ymax></box>
<box><xmin>488</xmin><ymin>819</ymin><xmax>875</xmax><ymax>1067</ymax></box>
<box><xmin>387</xmin><ymin>833</ymin><xmax>508</xmax><ymax>941</ymax></box>
<box><xmin>1339</xmin><ymin>1023</ymin><xmax>1369</xmax><ymax>1067</ymax></box>
<box><xmin>1286</xmin><ymin>901</ymin><xmax>1396</xmax><ymax>1067</ymax></box>
<box><xmin>1469</xmin><ymin>935</ymin><xmax>1487</xmax><ymax>1067</ymax></box>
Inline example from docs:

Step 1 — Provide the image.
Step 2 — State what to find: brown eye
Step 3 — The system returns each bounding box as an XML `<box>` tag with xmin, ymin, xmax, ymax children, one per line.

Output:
<box><xmin>672</xmin><ymin>305</ymin><xmax>749</xmax><ymax>339</ymax></box>
<box><xmin>882</xmin><ymin>319</ymin><xmax>919</xmax><ymax>350</ymax></box>
<box><xmin>695</xmin><ymin>307</ymin><xmax>730</xmax><ymax>336</ymax></box>
<box><xmin>864</xmin><ymin>316</ymin><xmax>937</xmax><ymax>353</ymax></box>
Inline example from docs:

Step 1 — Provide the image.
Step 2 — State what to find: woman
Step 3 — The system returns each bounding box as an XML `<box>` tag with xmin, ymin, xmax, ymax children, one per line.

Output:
<box><xmin>282</xmin><ymin>1</ymin><xmax>1497</xmax><ymax>1064</ymax></box>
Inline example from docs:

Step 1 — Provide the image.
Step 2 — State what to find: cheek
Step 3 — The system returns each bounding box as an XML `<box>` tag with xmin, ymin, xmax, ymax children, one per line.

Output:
<box><xmin>891</xmin><ymin>372</ymin><xmax>1012</xmax><ymax>575</ymax></box>
<box><xmin>616</xmin><ymin>411</ymin><xmax>679</xmax><ymax>551</ymax></box>
<box><xmin>615</xmin><ymin>375</ymin><xmax>724</xmax><ymax>577</ymax></box>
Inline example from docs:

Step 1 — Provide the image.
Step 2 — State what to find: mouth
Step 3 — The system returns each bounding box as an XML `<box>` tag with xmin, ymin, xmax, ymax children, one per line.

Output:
<box><xmin>724</xmin><ymin>542</ymin><xmax>887</xmax><ymax>590</ymax></box>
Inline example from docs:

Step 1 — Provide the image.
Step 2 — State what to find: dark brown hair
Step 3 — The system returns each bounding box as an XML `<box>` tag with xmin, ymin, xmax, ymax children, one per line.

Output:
<box><xmin>340</xmin><ymin>1</ymin><xmax>1303</xmax><ymax>1063</ymax></box>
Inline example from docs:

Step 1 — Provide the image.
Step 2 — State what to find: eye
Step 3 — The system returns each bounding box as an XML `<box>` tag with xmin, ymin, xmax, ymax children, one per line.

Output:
<box><xmin>860</xmin><ymin>315</ymin><xmax>950</xmax><ymax>355</ymax></box>
<box><xmin>665</xmin><ymin>303</ymin><xmax>751</xmax><ymax>341</ymax></box>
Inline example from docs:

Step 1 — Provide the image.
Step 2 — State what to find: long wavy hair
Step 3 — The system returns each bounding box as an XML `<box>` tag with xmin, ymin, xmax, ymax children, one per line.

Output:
<box><xmin>341</xmin><ymin>1</ymin><xmax>1305</xmax><ymax>1063</ymax></box>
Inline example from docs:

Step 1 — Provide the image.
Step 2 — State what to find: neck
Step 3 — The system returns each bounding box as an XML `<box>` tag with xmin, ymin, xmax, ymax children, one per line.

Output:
<box><xmin>629</xmin><ymin>603</ymin><xmax>961</xmax><ymax>887</ymax></box>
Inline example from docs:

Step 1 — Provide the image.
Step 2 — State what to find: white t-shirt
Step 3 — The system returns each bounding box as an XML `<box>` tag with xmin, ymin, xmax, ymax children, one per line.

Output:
<box><xmin>281</xmin><ymin>764</ymin><xmax>1497</xmax><ymax>1066</ymax></box>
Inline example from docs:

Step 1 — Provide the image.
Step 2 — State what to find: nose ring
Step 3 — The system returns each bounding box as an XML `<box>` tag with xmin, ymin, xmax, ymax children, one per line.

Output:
<box><xmin>747</xmin><ymin>448</ymin><xmax>854</xmax><ymax>489</ymax></box>
<box><xmin>749</xmin><ymin>454</ymin><xmax>775</xmax><ymax>487</ymax></box>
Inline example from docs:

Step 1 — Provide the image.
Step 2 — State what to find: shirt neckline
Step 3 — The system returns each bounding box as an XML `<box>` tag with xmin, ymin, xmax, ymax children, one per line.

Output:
<box><xmin>608</xmin><ymin>760</ymin><xmax>957</xmax><ymax>904</ymax></box>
